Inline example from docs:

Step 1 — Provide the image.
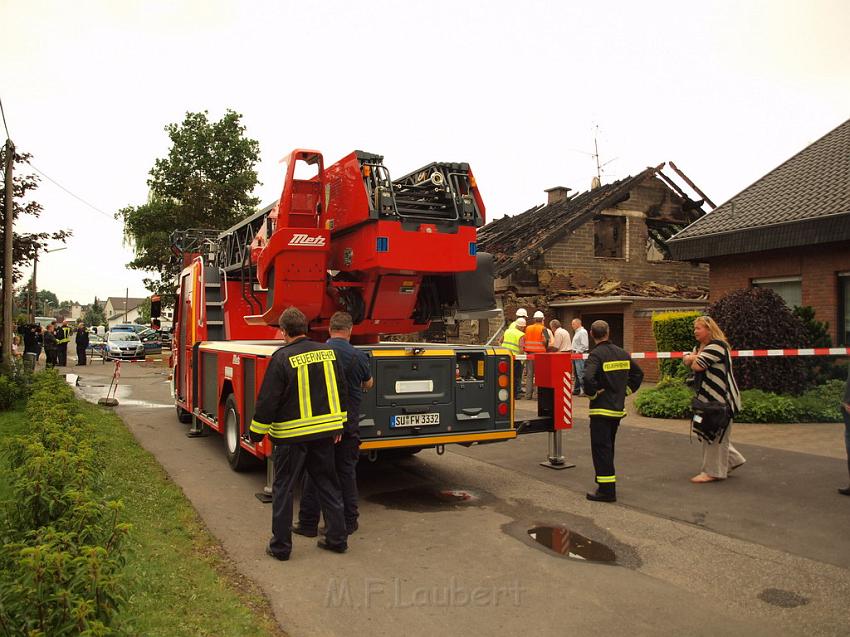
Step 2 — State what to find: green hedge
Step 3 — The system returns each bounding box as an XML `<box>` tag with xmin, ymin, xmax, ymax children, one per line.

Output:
<box><xmin>651</xmin><ymin>311</ymin><xmax>701</xmax><ymax>378</ymax></box>
<box><xmin>634</xmin><ymin>377</ymin><xmax>846</xmax><ymax>423</ymax></box>
<box><xmin>0</xmin><ymin>371</ymin><xmax>130</xmax><ymax>635</ymax></box>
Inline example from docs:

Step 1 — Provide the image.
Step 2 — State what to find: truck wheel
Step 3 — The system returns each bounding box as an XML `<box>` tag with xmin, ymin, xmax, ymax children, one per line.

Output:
<box><xmin>176</xmin><ymin>405</ymin><xmax>193</xmax><ymax>424</ymax></box>
<box><xmin>224</xmin><ymin>394</ymin><xmax>256</xmax><ymax>471</ymax></box>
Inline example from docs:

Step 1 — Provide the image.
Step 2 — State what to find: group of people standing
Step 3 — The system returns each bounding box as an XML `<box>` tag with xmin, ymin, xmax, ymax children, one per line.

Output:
<box><xmin>17</xmin><ymin>320</ymin><xmax>91</xmax><ymax>368</ymax></box>
<box><xmin>500</xmin><ymin>308</ymin><xmax>589</xmax><ymax>399</ymax></box>
<box><xmin>250</xmin><ymin>309</ymin><xmax>372</xmax><ymax>561</ymax></box>
<box><xmin>500</xmin><ymin>310</ymin><xmax>778</xmax><ymax>503</ymax></box>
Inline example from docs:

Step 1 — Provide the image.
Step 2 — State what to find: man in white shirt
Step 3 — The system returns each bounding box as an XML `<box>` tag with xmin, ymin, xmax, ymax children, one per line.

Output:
<box><xmin>549</xmin><ymin>319</ymin><xmax>571</xmax><ymax>352</ymax></box>
<box><xmin>571</xmin><ymin>318</ymin><xmax>589</xmax><ymax>395</ymax></box>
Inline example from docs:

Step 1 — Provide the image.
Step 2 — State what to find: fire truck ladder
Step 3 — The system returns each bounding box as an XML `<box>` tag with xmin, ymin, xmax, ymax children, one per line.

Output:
<box><xmin>214</xmin><ymin>204</ymin><xmax>275</xmax><ymax>315</ymax></box>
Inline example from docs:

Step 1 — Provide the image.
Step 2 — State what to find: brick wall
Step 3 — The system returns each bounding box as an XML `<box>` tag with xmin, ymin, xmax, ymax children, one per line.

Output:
<box><xmin>542</xmin><ymin>212</ymin><xmax>709</xmax><ymax>289</ymax></box>
<box><xmin>708</xmin><ymin>241</ymin><xmax>850</xmax><ymax>343</ymax></box>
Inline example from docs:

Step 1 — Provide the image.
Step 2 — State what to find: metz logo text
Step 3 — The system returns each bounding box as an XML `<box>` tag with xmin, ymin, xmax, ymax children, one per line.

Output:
<box><xmin>288</xmin><ymin>233</ymin><xmax>326</xmax><ymax>247</ymax></box>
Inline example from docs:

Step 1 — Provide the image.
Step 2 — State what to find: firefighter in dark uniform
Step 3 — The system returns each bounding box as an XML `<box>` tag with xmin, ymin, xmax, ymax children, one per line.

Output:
<box><xmin>249</xmin><ymin>306</ymin><xmax>349</xmax><ymax>560</ymax></box>
<box><xmin>582</xmin><ymin>320</ymin><xmax>644</xmax><ymax>502</ymax></box>
<box><xmin>56</xmin><ymin>320</ymin><xmax>71</xmax><ymax>366</ymax></box>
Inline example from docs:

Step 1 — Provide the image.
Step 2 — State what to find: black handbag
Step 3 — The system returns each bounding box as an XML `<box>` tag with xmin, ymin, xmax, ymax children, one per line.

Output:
<box><xmin>691</xmin><ymin>394</ymin><xmax>731</xmax><ymax>443</ymax></box>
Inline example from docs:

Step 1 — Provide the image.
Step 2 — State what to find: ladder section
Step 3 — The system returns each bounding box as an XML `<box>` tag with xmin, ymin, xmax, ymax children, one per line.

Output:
<box><xmin>203</xmin><ymin>266</ymin><xmax>226</xmax><ymax>341</ymax></box>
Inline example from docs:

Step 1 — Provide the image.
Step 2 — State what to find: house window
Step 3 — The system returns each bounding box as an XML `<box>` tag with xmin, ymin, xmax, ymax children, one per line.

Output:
<box><xmin>594</xmin><ymin>216</ymin><xmax>626</xmax><ymax>259</ymax></box>
<box><xmin>752</xmin><ymin>276</ymin><xmax>802</xmax><ymax>309</ymax></box>
<box><xmin>840</xmin><ymin>273</ymin><xmax>850</xmax><ymax>346</ymax></box>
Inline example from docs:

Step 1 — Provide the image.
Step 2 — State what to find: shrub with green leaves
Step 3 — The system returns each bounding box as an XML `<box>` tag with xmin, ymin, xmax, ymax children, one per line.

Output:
<box><xmin>634</xmin><ymin>376</ymin><xmax>694</xmax><ymax>418</ymax></box>
<box><xmin>651</xmin><ymin>311</ymin><xmax>701</xmax><ymax>378</ymax></box>
<box><xmin>735</xmin><ymin>389</ymin><xmax>798</xmax><ymax>423</ymax></box>
<box><xmin>635</xmin><ymin>377</ymin><xmax>844</xmax><ymax>423</ymax></box>
<box><xmin>0</xmin><ymin>370</ymin><xmax>129</xmax><ymax>635</ymax></box>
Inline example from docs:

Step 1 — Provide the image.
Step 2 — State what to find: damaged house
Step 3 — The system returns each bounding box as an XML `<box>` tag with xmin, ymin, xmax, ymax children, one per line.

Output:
<box><xmin>476</xmin><ymin>163</ymin><xmax>711</xmax><ymax>380</ymax></box>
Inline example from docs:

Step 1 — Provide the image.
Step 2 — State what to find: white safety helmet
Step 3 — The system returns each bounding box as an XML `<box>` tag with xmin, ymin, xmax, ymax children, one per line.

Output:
<box><xmin>515</xmin><ymin>317</ymin><xmax>527</xmax><ymax>328</ymax></box>
<box><xmin>516</xmin><ymin>308</ymin><xmax>528</xmax><ymax>318</ymax></box>
<box><xmin>533</xmin><ymin>310</ymin><xmax>545</xmax><ymax>319</ymax></box>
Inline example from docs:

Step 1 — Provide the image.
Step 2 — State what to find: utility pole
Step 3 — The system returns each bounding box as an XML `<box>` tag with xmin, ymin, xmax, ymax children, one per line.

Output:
<box><xmin>30</xmin><ymin>247</ymin><xmax>37</xmax><ymax>321</ymax></box>
<box><xmin>124</xmin><ymin>288</ymin><xmax>128</xmax><ymax>322</ymax></box>
<box><xmin>3</xmin><ymin>138</ymin><xmax>14</xmax><ymax>363</ymax></box>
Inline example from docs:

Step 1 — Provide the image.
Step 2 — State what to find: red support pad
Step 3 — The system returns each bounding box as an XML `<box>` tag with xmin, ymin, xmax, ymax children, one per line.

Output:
<box><xmin>533</xmin><ymin>352</ymin><xmax>574</xmax><ymax>430</ymax></box>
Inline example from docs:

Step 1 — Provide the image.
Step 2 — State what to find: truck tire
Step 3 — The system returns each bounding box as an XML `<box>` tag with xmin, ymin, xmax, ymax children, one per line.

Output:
<box><xmin>176</xmin><ymin>405</ymin><xmax>193</xmax><ymax>424</ymax></box>
<box><xmin>223</xmin><ymin>394</ymin><xmax>256</xmax><ymax>471</ymax></box>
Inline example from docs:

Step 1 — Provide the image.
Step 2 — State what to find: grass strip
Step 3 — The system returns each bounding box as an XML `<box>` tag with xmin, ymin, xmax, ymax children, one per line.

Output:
<box><xmin>1</xmin><ymin>400</ymin><xmax>285</xmax><ymax>637</ymax></box>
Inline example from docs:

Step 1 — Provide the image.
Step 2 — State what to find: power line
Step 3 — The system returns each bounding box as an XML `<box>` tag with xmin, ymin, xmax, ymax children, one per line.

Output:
<box><xmin>0</xmin><ymin>96</ymin><xmax>10</xmax><ymax>139</ymax></box>
<box><xmin>25</xmin><ymin>160</ymin><xmax>115</xmax><ymax>220</ymax></box>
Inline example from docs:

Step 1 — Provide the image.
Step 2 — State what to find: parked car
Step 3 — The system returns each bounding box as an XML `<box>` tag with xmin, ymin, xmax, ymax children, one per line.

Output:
<box><xmin>109</xmin><ymin>323</ymin><xmax>150</xmax><ymax>334</ymax></box>
<box><xmin>138</xmin><ymin>329</ymin><xmax>162</xmax><ymax>355</ymax></box>
<box><xmin>103</xmin><ymin>332</ymin><xmax>146</xmax><ymax>361</ymax></box>
<box><xmin>87</xmin><ymin>333</ymin><xmax>106</xmax><ymax>360</ymax></box>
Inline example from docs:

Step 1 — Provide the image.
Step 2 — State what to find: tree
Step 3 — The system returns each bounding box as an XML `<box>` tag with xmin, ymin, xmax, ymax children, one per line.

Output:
<box><xmin>134</xmin><ymin>298</ymin><xmax>151</xmax><ymax>325</ymax></box>
<box><xmin>0</xmin><ymin>147</ymin><xmax>71</xmax><ymax>320</ymax></box>
<box><xmin>118</xmin><ymin>110</ymin><xmax>260</xmax><ymax>296</ymax></box>
<box><xmin>14</xmin><ymin>282</ymin><xmax>59</xmax><ymax>316</ymax></box>
<box><xmin>83</xmin><ymin>299</ymin><xmax>106</xmax><ymax>328</ymax></box>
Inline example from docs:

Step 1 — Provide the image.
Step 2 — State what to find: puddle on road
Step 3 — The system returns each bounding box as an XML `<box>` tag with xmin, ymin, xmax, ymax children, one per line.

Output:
<box><xmin>366</xmin><ymin>487</ymin><xmax>486</xmax><ymax>511</ymax></box>
<box><xmin>527</xmin><ymin>525</ymin><xmax>617</xmax><ymax>563</ymax></box>
<box><xmin>75</xmin><ymin>379</ymin><xmax>172</xmax><ymax>409</ymax></box>
<box><xmin>758</xmin><ymin>588</ymin><xmax>810</xmax><ymax>608</ymax></box>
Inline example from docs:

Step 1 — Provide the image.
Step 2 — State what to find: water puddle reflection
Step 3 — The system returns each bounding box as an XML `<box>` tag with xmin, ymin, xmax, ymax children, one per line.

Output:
<box><xmin>527</xmin><ymin>525</ymin><xmax>616</xmax><ymax>563</ymax></box>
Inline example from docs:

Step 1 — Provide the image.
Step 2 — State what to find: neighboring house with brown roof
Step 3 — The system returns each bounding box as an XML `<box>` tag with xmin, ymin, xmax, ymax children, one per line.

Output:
<box><xmin>477</xmin><ymin>163</ymin><xmax>711</xmax><ymax>378</ymax></box>
<box><xmin>668</xmin><ymin>118</ymin><xmax>850</xmax><ymax>346</ymax></box>
<box><xmin>104</xmin><ymin>296</ymin><xmax>147</xmax><ymax>327</ymax></box>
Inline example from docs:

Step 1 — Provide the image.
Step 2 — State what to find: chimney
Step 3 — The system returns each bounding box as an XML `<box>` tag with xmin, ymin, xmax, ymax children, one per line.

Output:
<box><xmin>544</xmin><ymin>186</ymin><xmax>572</xmax><ymax>205</ymax></box>
<box><xmin>591</xmin><ymin>176</ymin><xmax>601</xmax><ymax>190</ymax></box>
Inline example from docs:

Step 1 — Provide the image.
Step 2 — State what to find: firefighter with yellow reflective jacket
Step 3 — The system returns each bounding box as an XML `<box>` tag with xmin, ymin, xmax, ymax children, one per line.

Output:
<box><xmin>582</xmin><ymin>320</ymin><xmax>643</xmax><ymax>503</ymax></box>
<box><xmin>249</xmin><ymin>306</ymin><xmax>349</xmax><ymax>559</ymax></box>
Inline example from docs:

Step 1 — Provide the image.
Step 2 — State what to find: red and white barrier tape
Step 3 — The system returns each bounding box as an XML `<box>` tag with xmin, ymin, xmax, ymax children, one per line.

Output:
<box><xmin>517</xmin><ymin>347</ymin><xmax>850</xmax><ymax>361</ymax></box>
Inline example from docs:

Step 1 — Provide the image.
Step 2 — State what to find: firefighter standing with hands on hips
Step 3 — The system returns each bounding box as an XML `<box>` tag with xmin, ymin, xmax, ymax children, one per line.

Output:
<box><xmin>249</xmin><ymin>306</ymin><xmax>350</xmax><ymax>560</ymax></box>
<box><xmin>582</xmin><ymin>320</ymin><xmax>643</xmax><ymax>503</ymax></box>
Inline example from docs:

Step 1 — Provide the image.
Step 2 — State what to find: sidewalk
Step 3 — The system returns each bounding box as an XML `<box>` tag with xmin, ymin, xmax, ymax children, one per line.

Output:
<box><xmin>524</xmin><ymin>392</ymin><xmax>847</xmax><ymax>460</ymax></box>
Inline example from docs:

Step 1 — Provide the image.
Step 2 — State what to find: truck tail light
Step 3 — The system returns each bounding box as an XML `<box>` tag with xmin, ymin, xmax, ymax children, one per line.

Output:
<box><xmin>498</xmin><ymin>360</ymin><xmax>509</xmax><ymax>374</ymax></box>
<box><xmin>497</xmin><ymin>403</ymin><xmax>508</xmax><ymax>416</ymax></box>
<box><xmin>498</xmin><ymin>375</ymin><xmax>508</xmax><ymax>388</ymax></box>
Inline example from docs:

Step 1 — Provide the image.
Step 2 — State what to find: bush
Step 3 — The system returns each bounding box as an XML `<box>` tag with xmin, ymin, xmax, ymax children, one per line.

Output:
<box><xmin>0</xmin><ymin>360</ymin><xmax>34</xmax><ymax>410</ymax></box>
<box><xmin>793</xmin><ymin>379</ymin><xmax>845</xmax><ymax>422</ymax></box>
<box><xmin>735</xmin><ymin>389</ymin><xmax>798</xmax><ymax>423</ymax></box>
<box><xmin>0</xmin><ymin>370</ymin><xmax>129</xmax><ymax>635</ymax></box>
<box><xmin>652</xmin><ymin>310</ymin><xmax>701</xmax><ymax>378</ymax></box>
<box><xmin>634</xmin><ymin>377</ymin><xmax>694</xmax><ymax>418</ymax></box>
<box><xmin>792</xmin><ymin>306</ymin><xmax>846</xmax><ymax>385</ymax></box>
<box><xmin>635</xmin><ymin>378</ymin><xmax>845</xmax><ymax>423</ymax></box>
<box><xmin>708</xmin><ymin>288</ymin><xmax>809</xmax><ymax>395</ymax></box>
<box><xmin>0</xmin><ymin>375</ymin><xmax>18</xmax><ymax>410</ymax></box>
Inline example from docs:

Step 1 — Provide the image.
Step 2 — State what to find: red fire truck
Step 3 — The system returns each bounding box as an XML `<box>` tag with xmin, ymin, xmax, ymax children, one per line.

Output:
<box><xmin>171</xmin><ymin>149</ymin><xmax>518</xmax><ymax>471</ymax></box>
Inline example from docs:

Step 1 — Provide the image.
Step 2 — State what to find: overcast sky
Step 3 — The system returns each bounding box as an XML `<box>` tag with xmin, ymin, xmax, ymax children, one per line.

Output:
<box><xmin>2</xmin><ymin>0</ymin><xmax>849</xmax><ymax>305</ymax></box>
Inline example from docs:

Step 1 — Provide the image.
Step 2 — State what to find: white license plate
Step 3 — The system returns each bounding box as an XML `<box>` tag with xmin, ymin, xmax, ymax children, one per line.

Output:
<box><xmin>390</xmin><ymin>413</ymin><xmax>440</xmax><ymax>427</ymax></box>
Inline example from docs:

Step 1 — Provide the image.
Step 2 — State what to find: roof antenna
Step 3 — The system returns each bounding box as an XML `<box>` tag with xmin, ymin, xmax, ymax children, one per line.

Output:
<box><xmin>590</xmin><ymin>124</ymin><xmax>617</xmax><ymax>189</ymax></box>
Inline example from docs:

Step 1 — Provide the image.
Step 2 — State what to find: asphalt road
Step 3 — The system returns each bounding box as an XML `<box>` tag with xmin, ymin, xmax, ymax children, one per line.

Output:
<box><xmin>72</xmin><ymin>363</ymin><xmax>850</xmax><ymax>637</ymax></box>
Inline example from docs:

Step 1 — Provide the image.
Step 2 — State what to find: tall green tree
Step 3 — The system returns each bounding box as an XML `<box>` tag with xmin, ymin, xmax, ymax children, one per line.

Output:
<box><xmin>118</xmin><ymin>110</ymin><xmax>261</xmax><ymax>296</ymax></box>
<box><xmin>14</xmin><ymin>282</ymin><xmax>59</xmax><ymax>314</ymax></box>
<box><xmin>83</xmin><ymin>299</ymin><xmax>106</xmax><ymax>328</ymax></box>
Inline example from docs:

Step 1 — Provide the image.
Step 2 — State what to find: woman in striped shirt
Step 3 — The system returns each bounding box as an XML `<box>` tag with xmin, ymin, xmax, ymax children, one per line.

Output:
<box><xmin>682</xmin><ymin>316</ymin><xmax>744</xmax><ymax>483</ymax></box>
